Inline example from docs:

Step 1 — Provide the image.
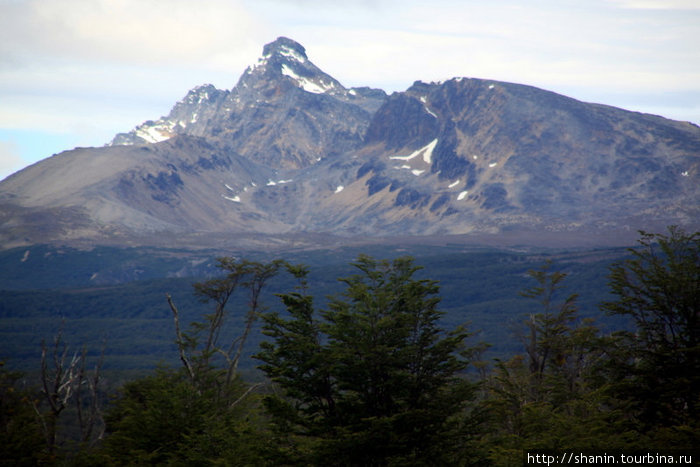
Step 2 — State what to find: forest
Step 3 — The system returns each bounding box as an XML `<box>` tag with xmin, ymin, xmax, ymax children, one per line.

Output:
<box><xmin>1</xmin><ymin>227</ymin><xmax>698</xmax><ymax>465</ymax></box>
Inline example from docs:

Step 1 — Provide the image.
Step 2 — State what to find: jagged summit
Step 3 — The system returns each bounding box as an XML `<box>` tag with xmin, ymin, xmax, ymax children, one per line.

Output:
<box><xmin>261</xmin><ymin>36</ymin><xmax>308</xmax><ymax>61</ymax></box>
<box><xmin>219</xmin><ymin>38</ymin><xmax>385</xmax><ymax>168</ymax></box>
<box><xmin>110</xmin><ymin>37</ymin><xmax>387</xmax><ymax>169</ymax></box>
<box><xmin>110</xmin><ymin>84</ymin><xmax>229</xmax><ymax>145</ymax></box>
<box><xmin>182</xmin><ymin>84</ymin><xmax>222</xmax><ymax>104</ymax></box>
<box><xmin>110</xmin><ymin>37</ymin><xmax>385</xmax><ymax>156</ymax></box>
<box><xmin>239</xmin><ymin>36</ymin><xmax>344</xmax><ymax>98</ymax></box>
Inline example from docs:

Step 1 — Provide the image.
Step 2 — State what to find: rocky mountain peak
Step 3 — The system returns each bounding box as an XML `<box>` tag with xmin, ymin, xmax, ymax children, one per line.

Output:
<box><xmin>261</xmin><ymin>36</ymin><xmax>308</xmax><ymax>62</ymax></box>
<box><xmin>110</xmin><ymin>37</ymin><xmax>386</xmax><ymax>152</ymax></box>
<box><xmin>109</xmin><ymin>83</ymin><xmax>229</xmax><ymax>146</ymax></box>
<box><xmin>199</xmin><ymin>38</ymin><xmax>386</xmax><ymax>169</ymax></box>
<box><xmin>239</xmin><ymin>36</ymin><xmax>344</xmax><ymax>98</ymax></box>
<box><xmin>181</xmin><ymin>84</ymin><xmax>223</xmax><ymax>105</ymax></box>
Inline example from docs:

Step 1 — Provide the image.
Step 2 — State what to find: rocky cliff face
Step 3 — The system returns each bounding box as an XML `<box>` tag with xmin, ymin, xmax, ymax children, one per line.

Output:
<box><xmin>110</xmin><ymin>37</ymin><xmax>386</xmax><ymax>170</ymax></box>
<box><xmin>304</xmin><ymin>77</ymin><xmax>699</xmax><ymax>235</ymax></box>
<box><xmin>110</xmin><ymin>84</ymin><xmax>230</xmax><ymax>145</ymax></box>
<box><xmin>1</xmin><ymin>37</ymin><xmax>698</xmax><ymax>249</ymax></box>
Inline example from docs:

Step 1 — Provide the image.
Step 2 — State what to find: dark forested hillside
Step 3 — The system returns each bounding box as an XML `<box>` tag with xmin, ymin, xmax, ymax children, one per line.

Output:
<box><xmin>2</xmin><ymin>228</ymin><xmax>696</xmax><ymax>465</ymax></box>
<box><xmin>0</xmin><ymin>243</ymin><xmax>624</xmax><ymax>372</ymax></box>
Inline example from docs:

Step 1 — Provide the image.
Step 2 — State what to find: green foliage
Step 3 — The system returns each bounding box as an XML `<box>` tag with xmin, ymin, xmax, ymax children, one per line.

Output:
<box><xmin>483</xmin><ymin>263</ymin><xmax>613</xmax><ymax>463</ymax></box>
<box><xmin>101</xmin><ymin>258</ymin><xmax>284</xmax><ymax>464</ymax></box>
<box><xmin>5</xmin><ymin>230</ymin><xmax>699</xmax><ymax>463</ymax></box>
<box><xmin>480</xmin><ymin>229</ymin><xmax>700</xmax><ymax>462</ymax></box>
<box><xmin>601</xmin><ymin>226</ymin><xmax>700</xmax><ymax>437</ymax></box>
<box><xmin>515</xmin><ymin>261</ymin><xmax>605</xmax><ymax>404</ymax></box>
<box><xmin>0</xmin><ymin>361</ymin><xmax>44</xmax><ymax>465</ymax></box>
<box><xmin>257</xmin><ymin>255</ymin><xmax>485</xmax><ymax>465</ymax></box>
<box><xmin>103</xmin><ymin>367</ymin><xmax>269</xmax><ymax>464</ymax></box>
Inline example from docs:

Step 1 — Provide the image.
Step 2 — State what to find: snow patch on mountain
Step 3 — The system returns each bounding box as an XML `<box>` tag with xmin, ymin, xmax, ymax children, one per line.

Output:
<box><xmin>279</xmin><ymin>45</ymin><xmax>306</xmax><ymax>63</ymax></box>
<box><xmin>134</xmin><ymin>120</ymin><xmax>175</xmax><ymax>143</ymax></box>
<box><xmin>422</xmin><ymin>139</ymin><xmax>437</xmax><ymax>163</ymax></box>
<box><xmin>389</xmin><ymin>139</ymin><xmax>438</xmax><ymax>163</ymax></box>
<box><xmin>267</xmin><ymin>179</ymin><xmax>293</xmax><ymax>186</ymax></box>
<box><xmin>281</xmin><ymin>64</ymin><xmax>336</xmax><ymax>94</ymax></box>
<box><xmin>110</xmin><ymin>83</ymin><xmax>226</xmax><ymax>146</ymax></box>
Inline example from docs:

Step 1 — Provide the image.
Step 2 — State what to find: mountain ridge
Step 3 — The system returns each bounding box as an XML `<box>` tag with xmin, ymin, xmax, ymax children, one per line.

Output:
<box><xmin>109</xmin><ymin>37</ymin><xmax>387</xmax><ymax>169</ymax></box>
<box><xmin>0</xmin><ymin>37</ymin><xmax>698</xmax><ymax>250</ymax></box>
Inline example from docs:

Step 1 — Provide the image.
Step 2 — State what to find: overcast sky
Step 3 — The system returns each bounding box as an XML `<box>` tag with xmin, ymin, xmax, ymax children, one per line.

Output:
<box><xmin>1</xmin><ymin>0</ymin><xmax>699</xmax><ymax>181</ymax></box>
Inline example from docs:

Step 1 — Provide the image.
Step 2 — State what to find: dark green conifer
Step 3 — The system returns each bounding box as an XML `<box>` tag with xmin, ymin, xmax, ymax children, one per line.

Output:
<box><xmin>257</xmin><ymin>255</ymin><xmax>484</xmax><ymax>465</ymax></box>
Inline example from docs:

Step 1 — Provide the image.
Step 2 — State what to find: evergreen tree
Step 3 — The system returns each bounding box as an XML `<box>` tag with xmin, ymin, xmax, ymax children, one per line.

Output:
<box><xmin>601</xmin><ymin>226</ymin><xmax>699</xmax><ymax>442</ymax></box>
<box><xmin>257</xmin><ymin>255</ymin><xmax>484</xmax><ymax>465</ymax></box>
<box><xmin>0</xmin><ymin>361</ymin><xmax>44</xmax><ymax>465</ymax></box>
<box><xmin>103</xmin><ymin>367</ymin><xmax>268</xmax><ymax>464</ymax></box>
<box><xmin>484</xmin><ymin>262</ymin><xmax>609</xmax><ymax>463</ymax></box>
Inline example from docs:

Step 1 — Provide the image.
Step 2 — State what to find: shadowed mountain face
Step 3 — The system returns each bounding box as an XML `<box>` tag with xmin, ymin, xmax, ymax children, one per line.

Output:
<box><xmin>1</xmin><ymin>37</ymin><xmax>698</xmax><ymax>250</ymax></box>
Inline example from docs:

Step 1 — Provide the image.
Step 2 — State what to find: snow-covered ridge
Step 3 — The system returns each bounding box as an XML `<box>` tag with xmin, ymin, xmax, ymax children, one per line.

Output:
<box><xmin>182</xmin><ymin>84</ymin><xmax>218</xmax><ymax>105</ymax></box>
<box><xmin>134</xmin><ymin>120</ymin><xmax>176</xmax><ymax>144</ymax></box>
<box><xmin>110</xmin><ymin>83</ymin><xmax>226</xmax><ymax>146</ymax></box>
<box><xmin>281</xmin><ymin>64</ymin><xmax>336</xmax><ymax>94</ymax></box>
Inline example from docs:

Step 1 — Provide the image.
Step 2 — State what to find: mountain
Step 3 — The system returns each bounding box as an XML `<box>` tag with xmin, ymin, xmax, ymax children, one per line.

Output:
<box><xmin>0</xmin><ymin>37</ymin><xmax>698</xmax><ymax>250</ymax></box>
<box><xmin>110</xmin><ymin>37</ymin><xmax>386</xmax><ymax>169</ymax></box>
<box><xmin>286</xmin><ymin>79</ymin><xmax>699</xmax><ymax>239</ymax></box>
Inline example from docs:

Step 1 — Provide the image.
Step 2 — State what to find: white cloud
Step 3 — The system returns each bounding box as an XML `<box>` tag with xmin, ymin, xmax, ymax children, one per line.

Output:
<box><xmin>259</xmin><ymin>0</ymin><xmax>700</xmax><ymax>99</ymax></box>
<box><xmin>606</xmin><ymin>0</ymin><xmax>700</xmax><ymax>9</ymax></box>
<box><xmin>0</xmin><ymin>0</ymin><xmax>271</xmax><ymax>139</ymax></box>
<box><xmin>0</xmin><ymin>64</ymin><xmax>218</xmax><ymax>133</ymax></box>
<box><xmin>0</xmin><ymin>0</ymin><xmax>267</xmax><ymax>69</ymax></box>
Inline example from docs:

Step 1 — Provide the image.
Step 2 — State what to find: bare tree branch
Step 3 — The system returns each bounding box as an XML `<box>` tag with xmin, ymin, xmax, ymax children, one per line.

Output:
<box><xmin>230</xmin><ymin>382</ymin><xmax>264</xmax><ymax>409</ymax></box>
<box><xmin>167</xmin><ymin>294</ymin><xmax>196</xmax><ymax>382</ymax></box>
